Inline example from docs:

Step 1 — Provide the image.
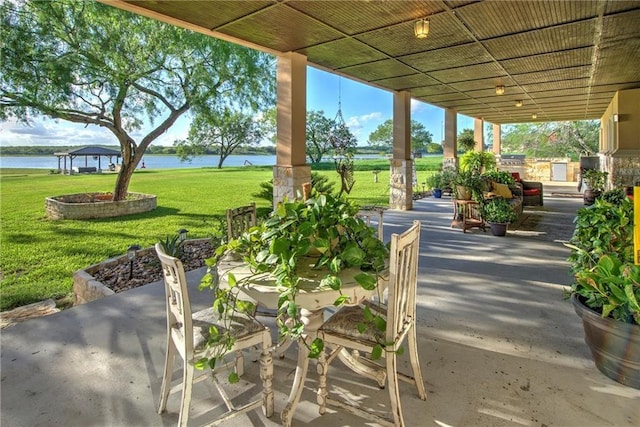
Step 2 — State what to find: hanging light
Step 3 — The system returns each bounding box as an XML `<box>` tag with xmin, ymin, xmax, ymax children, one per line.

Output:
<box><xmin>515</xmin><ymin>100</ymin><xmax>523</xmax><ymax>107</ymax></box>
<box><xmin>532</xmin><ymin>113</ymin><xmax>538</xmax><ymax>119</ymax></box>
<box><xmin>495</xmin><ymin>85</ymin><xmax>505</xmax><ymax>95</ymax></box>
<box><xmin>414</xmin><ymin>18</ymin><xmax>430</xmax><ymax>39</ymax></box>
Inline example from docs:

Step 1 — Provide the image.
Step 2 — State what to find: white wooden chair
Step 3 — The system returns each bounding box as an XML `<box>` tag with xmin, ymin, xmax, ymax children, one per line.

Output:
<box><xmin>226</xmin><ymin>202</ymin><xmax>257</xmax><ymax>241</ymax></box>
<box><xmin>155</xmin><ymin>243</ymin><xmax>273</xmax><ymax>427</ymax></box>
<box><xmin>316</xmin><ymin>220</ymin><xmax>427</xmax><ymax>426</ymax></box>
<box><xmin>356</xmin><ymin>207</ymin><xmax>385</xmax><ymax>241</ymax></box>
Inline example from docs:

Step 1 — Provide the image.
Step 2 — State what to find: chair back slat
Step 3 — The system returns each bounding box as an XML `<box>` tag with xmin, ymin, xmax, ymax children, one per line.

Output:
<box><xmin>155</xmin><ymin>243</ymin><xmax>194</xmax><ymax>358</ymax></box>
<box><xmin>226</xmin><ymin>202</ymin><xmax>257</xmax><ymax>240</ymax></box>
<box><xmin>386</xmin><ymin>220</ymin><xmax>420</xmax><ymax>344</ymax></box>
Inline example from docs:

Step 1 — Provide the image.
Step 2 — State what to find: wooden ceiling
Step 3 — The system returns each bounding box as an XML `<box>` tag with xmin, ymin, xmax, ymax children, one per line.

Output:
<box><xmin>113</xmin><ymin>0</ymin><xmax>640</xmax><ymax>124</ymax></box>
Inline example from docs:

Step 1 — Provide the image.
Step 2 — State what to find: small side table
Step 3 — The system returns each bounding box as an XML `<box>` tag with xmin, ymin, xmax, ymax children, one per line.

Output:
<box><xmin>451</xmin><ymin>199</ymin><xmax>485</xmax><ymax>233</ymax></box>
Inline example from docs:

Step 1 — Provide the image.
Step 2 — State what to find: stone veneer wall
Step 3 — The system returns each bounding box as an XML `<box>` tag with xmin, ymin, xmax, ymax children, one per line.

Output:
<box><xmin>45</xmin><ymin>192</ymin><xmax>156</xmax><ymax>219</ymax></box>
<box><xmin>609</xmin><ymin>156</ymin><xmax>640</xmax><ymax>187</ymax></box>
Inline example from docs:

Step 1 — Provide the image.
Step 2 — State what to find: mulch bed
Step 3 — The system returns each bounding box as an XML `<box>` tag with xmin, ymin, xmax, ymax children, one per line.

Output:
<box><xmin>91</xmin><ymin>240</ymin><xmax>215</xmax><ymax>293</ymax></box>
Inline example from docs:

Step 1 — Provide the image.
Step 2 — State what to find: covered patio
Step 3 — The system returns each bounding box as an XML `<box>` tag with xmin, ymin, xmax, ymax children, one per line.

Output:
<box><xmin>2</xmin><ymin>187</ymin><xmax>638</xmax><ymax>426</ymax></box>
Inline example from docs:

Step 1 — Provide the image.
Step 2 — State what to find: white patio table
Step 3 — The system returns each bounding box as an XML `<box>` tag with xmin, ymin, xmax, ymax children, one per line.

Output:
<box><xmin>216</xmin><ymin>255</ymin><xmax>388</xmax><ymax>427</ymax></box>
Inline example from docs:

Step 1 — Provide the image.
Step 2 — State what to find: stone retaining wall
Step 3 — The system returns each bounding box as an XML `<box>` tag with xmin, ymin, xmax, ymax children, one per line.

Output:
<box><xmin>73</xmin><ymin>247</ymin><xmax>156</xmax><ymax>305</ymax></box>
<box><xmin>45</xmin><ymin>192</ymin><xmax>156</xmax><ymax>220</ymax></box>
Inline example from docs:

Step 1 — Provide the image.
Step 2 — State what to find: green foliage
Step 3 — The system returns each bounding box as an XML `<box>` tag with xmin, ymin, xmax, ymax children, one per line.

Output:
<box><xmin>601</xmin><ymin>188</ymin><xmax>627</xmax><ymax>205</ymax></box>
<box><xmin>175</xmin><ymin>109</ymin><xmax>264</xmax><ymax>169</ymax></box>
<box><xmin>159</xmin><ymin>233</ymin><xmax>185</xmax><ymax>258</ymax></box>
<box><xmin>252</xmin><ymin>172</ymin><xmax>336</xmax><ymax>204</ymax></box>
<box><xmin>457</xmin><ymin>128</ymin><xmax>476</xmax><ymax>152</ymax></box>
<box><xmin>482</xmin><ymin>170</ymin><xmax>516</xmax><ymax>186</ymax></box>
<box><xmin>425</xmin><ymin>167</ymin><xmax>456</xmax><ymax>190</ymax></box>
<box><xmin>208</xmin><ymin>191</ymin><xmax>390</xmax><ymax>358</ymax></box>
<box><xmin>565</xmin><ymin>197</ymin><xmax>638</xmax><ymax>325</ymax></box>
<box><xmin>367</xmin><ymin>119</ymin><xmax>433</xmax><ymax>152</ymax></box>
<box><xmin>454</xmin><ymin>170</ymin><xmax>484</xmax><ymax>202</ymax></box>
<box><xmin>0</xmin><ymin>0</ymin><xmax>275</xmax><ymax>200</ymax></box>
<box><xmin>306</xmin><ymin>110</ymin><xmax>334</xmax><ymax>164</ymax></box>
<box><xmin>459</xmin><ymin>151</ymin><xmax>496</xmax><ymax>175</ymax></box>
<box><xmin>502</xmin><ymin>121</ymin><xmax>599</xmax><ymax>160</ymax></box>
<box><xmin>582</xmin><ymin>169</ymin><xmax>608</xmax><ymax>192</ymax></box>
<box><xmin>481</xmin><ymin>198</ymin><xmax>517</xmax><ymax>224</ymax></box>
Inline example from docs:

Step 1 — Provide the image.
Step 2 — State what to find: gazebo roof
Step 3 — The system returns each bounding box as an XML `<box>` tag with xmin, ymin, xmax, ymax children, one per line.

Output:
<box><xmin>54</xmin><ymin>146</ymin><xmax>121</xmax><ymax>157</ymax></box>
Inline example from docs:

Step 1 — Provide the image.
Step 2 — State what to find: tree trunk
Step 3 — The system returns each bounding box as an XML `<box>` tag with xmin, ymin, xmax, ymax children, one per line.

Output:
<box><xmin>113</xmin><ymin>161</ymin><xmax>135</xmax><ymax>201</ymax></box>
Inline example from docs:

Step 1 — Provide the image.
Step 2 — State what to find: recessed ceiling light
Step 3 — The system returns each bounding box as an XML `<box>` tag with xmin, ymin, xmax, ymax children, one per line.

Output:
<box><xmin>515</xmin><ymin>100</ymin><xmax>523</xmax><ymax>107</ymax></box>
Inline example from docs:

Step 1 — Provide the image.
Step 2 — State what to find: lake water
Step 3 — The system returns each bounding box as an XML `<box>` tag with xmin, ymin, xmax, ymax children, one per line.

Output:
<box><xmin>0</xmin><ymin>153</ymin><xmax>388</xmax><ymax>169</ymax></box>
<box><xmin>0</xmin><ymin>154</ymin><xmax>277</xmax><ymax>169</ymax></box>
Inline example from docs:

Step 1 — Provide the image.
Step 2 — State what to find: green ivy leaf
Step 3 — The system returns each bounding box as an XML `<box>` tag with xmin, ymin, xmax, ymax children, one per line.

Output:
<box><xmin>363</xmin><ymin>305</ymin><xmax>374</xmax><ymax>321</ymax></box>
<box><xmin>357</xmin><ymin>322</ymin><xmax>367</xmax><ymax>333</ymax></box>
<box><xmin>334</xmin><ymin>294</ymin><xmax>349</xmax><ymax>306</ymax></box>
<box><xmin>308</xmin><ymin>338</ymin><xmax>324</xmax><ymax>359</ymax></box>
<box><xmin>355</xmin><ymin>272</ymin><xmax>377</xmax><ymax>290</ymax></box>
<box><xmin>228</xmin><ymin>371</ymin><xmax>240</xmax><ymax>384</ymax></box>
<box><xmin>342</xmin><ymin>242</ymin><xmax>365</xmax><ymax>265</ymax></box>
<box><xmin>321</xmin><ymin>275</ymin><xmax>341</xmax><ymax>290</ymax></box>
<box><xmin>371</xmin><ymin>344</ymin><xmax>383</xmax><ymax>360</ymax></box>
<box><xmin>194</xmin><ymin>358</ymin><xmax>208</xmax><ymax>370</ymax></box>
<box><xmin>396</xmin><ymin>346</ymin><xmax>405</xmax><ymax>356</ymax></box>
<box><xmin>373</xmin><ymin>315</ymin><xmax>386</xmax><ymax>331</ymax></box>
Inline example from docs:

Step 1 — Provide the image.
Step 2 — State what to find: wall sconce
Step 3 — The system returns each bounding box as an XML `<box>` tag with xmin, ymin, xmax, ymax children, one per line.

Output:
<box><xmin>515</xmin><ymin>100</ymin><xmax>523</xmax><ymax>107</ymax></box>
<box><xmin>532</xmin><ymin>113</ymin><xmax>537</xmax><ymax>119</ymax></box>
<box><xmin>127</xmin><ymin>244</ymin><xmax>141</xmax><ymax>279</ymax></box>
<box><xmin>177</xmin><ymin>228</ymin><xmax>189</xmax><ymax>242</ymax></box>
<box><xmin>495</xmin><ymin>85</ymin><xmax>505</xmax><ymax>95</ymax></box>
<box><xmin>414</xmin><ymin>18</ymin><xmax>430</xmax><ymax>39</ymax></box>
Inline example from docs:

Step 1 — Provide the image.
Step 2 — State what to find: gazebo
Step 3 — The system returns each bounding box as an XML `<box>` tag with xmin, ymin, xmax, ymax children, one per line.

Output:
<box><xmin>54</xmin><ymin>146</ymin><xmax>121</xmax><ymax>174</ymax></box>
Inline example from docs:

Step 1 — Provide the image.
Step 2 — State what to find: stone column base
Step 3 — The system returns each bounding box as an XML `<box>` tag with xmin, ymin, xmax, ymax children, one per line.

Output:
<box><xmin>390</xmin><ymin>159</ymin><xmax>413</xmax><ymax>210</ymax></box>
<box><xmin>443</xmin><ymin>157</ymin><xmax>458</xmax><ymax>170</ymax></box>
<box><xmin>273</xmin><ymin>165</ymin><xmax>311</xmax><ymax>207</ymax></box>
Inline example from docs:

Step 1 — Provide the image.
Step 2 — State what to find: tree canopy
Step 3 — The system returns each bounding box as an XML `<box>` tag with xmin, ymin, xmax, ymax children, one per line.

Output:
<box><xmin>0</xmin><ymin>0</ymin><xmax>274</xmax><ymax>199</ymax></box>
<box><xmin>501</xmin><ymin>121</ymin><xmax>599</xmax><ymax>160</ymax></box>
<box><xmin>457</xmin><ymin>128</ymin><xmax>476</xmax><ymax>153</ymax></box>
<box><xmin>367</xmin><ymin>119</ymin><xmax>433</xmax><ymax>153</ymax></box>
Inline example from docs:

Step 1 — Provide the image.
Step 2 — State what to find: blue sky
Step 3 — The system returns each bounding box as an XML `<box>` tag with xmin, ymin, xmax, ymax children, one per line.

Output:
<box><xmin>0</xmin><ymin>67</ymin><xmax>475</xmax><ymax>148</ymax></box>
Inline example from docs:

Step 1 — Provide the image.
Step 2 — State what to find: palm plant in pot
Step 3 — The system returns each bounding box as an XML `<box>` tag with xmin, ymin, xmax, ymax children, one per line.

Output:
<box><xmin>481</xmin><ymin>197</ymin><xmax>517</xmax><ymax>236</ymax></box>
<box><xmin>565</xmin><ymin>194</ymin><xmax>640</xmax><ymax>389</ymax></box>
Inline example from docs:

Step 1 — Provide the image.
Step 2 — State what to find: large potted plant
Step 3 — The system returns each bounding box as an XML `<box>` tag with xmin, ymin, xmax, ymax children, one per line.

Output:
<box><xmin>581</xmin><ymin>169</ymin><xmax>608</xmax><ymax>205</ymax></box>
<box><xmin>565</xmin><ymin>194</ymin><xmax>640</xmax><ymax>389</ymax></box>
<box><xmin>454</xmin><ymin>169</ymin><xmax>484</xmax><ymax>201</ymax></box>
<box><xmin>425</xmin><ymin>167</ymin><xmax>456</xmax><ymax>198</ymax></box>
<box><xmin>481</xmin><ymin>197</ymin><xmax>517</xmax><ymax>236</ymax></box>
<box><xmin>206</xmin><ymin>191</ymin><xmax>390</xmax><ymax>358</ymax></box>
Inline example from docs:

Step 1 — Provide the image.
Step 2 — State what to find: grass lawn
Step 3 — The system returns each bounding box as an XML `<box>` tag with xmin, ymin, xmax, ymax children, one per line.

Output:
<box><xmin>0</xmin><ymin>159</ymin><xmax>440</xmax><ymax>311</ymax></box>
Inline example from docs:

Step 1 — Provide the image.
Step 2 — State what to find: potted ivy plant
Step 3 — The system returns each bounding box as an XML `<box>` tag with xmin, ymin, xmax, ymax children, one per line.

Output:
<box><xmin>565</xmin><ymin>194</ymin><xmax>640</xmax><ymax>389</ymax></box>
<box><xmin>581</xmin><ymin>169</ymin><xmax>608</xmax><ymax>205</ymax></box>
<box><xmin>205</xmin><ymin>191</ymin><xmax>390</xmax><ymax>358</ymax></box>
<box><xmin>454</xmin><ymin>169</ymin><xmax>484</xmax><ymax>201</ymax></box>
<box><xmin>481</xmin><ymin>197</ymin><xmax>517</xmax><ymax>236</ymax></box>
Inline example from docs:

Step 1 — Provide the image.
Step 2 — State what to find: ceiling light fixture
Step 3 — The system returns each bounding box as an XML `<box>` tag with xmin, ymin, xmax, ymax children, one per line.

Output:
<box><xmin>414</xmin><ymin>18</ymin><xmax>430</xmax><ymax>39</ymax></box>
<box><xmin>495</xmin><ymin>85</ymin><xmax>505</xmax><ymax>95</ymax></box>
<box><xmin>532</xmin><ymin>113</ymin><xmax>538</xmax><ymax>119</ymax></box>
<box><xmin>515</xmin><ymin>100</ymin><xmax>523</xmax><ymax>107</ymax></box>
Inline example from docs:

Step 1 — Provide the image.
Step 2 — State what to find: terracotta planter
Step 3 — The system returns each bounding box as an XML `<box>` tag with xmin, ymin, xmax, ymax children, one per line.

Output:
<box><xmin>489</xmin><ymin>222</ymin><xmax>508</xmax><ymax>236</ymax></box>
<box><xmin>572</xmin><ymin>294</ymin><xmax>640</xmax><ymax>389</ymax></box>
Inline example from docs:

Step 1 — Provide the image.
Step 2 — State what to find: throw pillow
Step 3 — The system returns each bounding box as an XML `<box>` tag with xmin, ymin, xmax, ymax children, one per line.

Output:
<box><xmin>492</xmin><ymin>182</ymin><xmax>513</xmax><ymax>199</ymax></box>
<box><xmin>511</xmin><ymin>172</ymin><xmax>522</xmax><ymax>182</ymax></box>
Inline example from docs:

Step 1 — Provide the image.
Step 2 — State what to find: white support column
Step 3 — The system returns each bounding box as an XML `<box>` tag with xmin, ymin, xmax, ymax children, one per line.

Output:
<box><xmin>443</xmin><ymin>108</ymin><xmax>457</xmax><ymax>169</ymax></box>
<box><xmin>273</xmin><ymin>52</ymin><xmax>310</xmax><ymax>207</ymax></box>
<box><xmin>474</xmin><ymin>118</ymin><xmax>484</xmax><ymax>152</ymax></box>
<box><xmin>390</xmin><ymin>91</ymin><xmax>413</xmax><ymax>210</ymax></box>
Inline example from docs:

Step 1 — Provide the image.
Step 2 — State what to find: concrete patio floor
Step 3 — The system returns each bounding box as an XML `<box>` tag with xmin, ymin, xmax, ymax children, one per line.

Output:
<box><xmin>2</xmin><ymin>182</ymin><xmax>639</xmax><ymax>426</ymax></box>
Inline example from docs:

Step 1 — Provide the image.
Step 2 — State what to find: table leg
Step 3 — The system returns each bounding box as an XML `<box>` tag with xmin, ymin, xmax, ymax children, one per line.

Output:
<box><xmin>280</xmin><ymin>308</ymin><xmax>324</xmax><ymax>427</ymax></box>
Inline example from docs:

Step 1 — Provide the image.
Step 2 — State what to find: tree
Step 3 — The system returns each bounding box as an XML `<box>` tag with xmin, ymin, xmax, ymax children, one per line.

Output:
<box><xmin>502</xmin><ymin>120</ymin><xmax>599</xmax><ymax>160</ymax></box>
<box><xmin>457</xmin><ymin>128</ymin><xmax>476</xmax><ymax>153</ymax></box>
<box><xmin>174</xmin><ymin>109</ymin><xmax>263</xmax><ymax>168</ymax></box>
<box><xmin>367</xmin><ymin>119</ymin><xmax>433</xmax><ymax>152</ymax></box>
<box><xmin>0</xmin><ymin>0</ymin><xmax>274</xmax><ymax>200</ymax></box>
<box><xmin>306</xmin><ymin>110</ymin><xmax>334</xmax><ymax>164</ymax></box>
